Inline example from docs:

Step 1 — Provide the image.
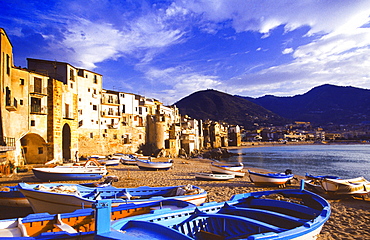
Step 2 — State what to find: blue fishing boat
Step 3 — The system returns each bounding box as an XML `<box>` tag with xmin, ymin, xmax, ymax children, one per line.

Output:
<box><xmin>248</xmin><ymin>169</ymin><xmax>294</xmax><ymax>187</ymax></box>
<box><xmin>18</xmin><ymin>183</ymin><xmax>207</xmax><ymax>214</ymax></box>
<box><xmin>305</xmin><ymin>173</ymin><xmax>341</xmax><ymax>180</ymax></box>
<box><xmin>0</xmin><ymin>185</ymin><xmax>29</xmax><ymax>207</ymax></box>
<box><xmin>0</xmin><ymin>176</ymin><xmax>119</xmax><ymax>208</ymax></box>
<box><xmin>97</xmin><ymin>182</ymin><xmax>331</xmax><ymax>240</ymax></box>
<box><xmin>0</xmin><ymin>199</ymin><xmax>195</xmax><ymax>239</ymax></box>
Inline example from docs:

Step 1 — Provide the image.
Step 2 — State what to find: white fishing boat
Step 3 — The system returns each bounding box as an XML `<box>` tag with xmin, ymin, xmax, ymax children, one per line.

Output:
<box><xmin>194</xmin><ymin>172</ymin><xmax>235</xmax><ymax>181</ymax></box>
<box><xmin>211</xmin><ymin>161</ymin><xmax>244</xmax><ymax>171</ymax></box>
<box><xmin>210</xmin><ymin>162</ymin><xmax>245</xmax><ymax>177</ymax></box>
<box><xmin>32</xmin><ymin>159</ymin><xmax>108</xmax><ymax>181</ymax></box>
<box><xmin>118</xmin><ymin>154</ymin><xmax>138</xmax><ymax>165</ymax></box>
<box><xmin>248</xmin><ymin>169</ymin><xmax>294</xmax><ymax>187</ymax></box>
<box><xmin>320</xmin><ymin>176</ymin><xmax>370</xmax><ymax>195</ymax></box>
<box><xmin>136</xmin><ymin>159</ymin><xmax>173</xmax><ymax>170</ymax></box>
<box><xmin>18</xmin><ymin>183</ymin><xmax>207</xmax><ymax>214</ymax></box>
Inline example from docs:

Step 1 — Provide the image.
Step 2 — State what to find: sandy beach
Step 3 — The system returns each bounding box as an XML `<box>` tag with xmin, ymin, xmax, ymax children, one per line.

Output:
<box><xmin>0</xmin><ymin>156</ymin><xmax>369</xmax><ymax>239</ymax></box>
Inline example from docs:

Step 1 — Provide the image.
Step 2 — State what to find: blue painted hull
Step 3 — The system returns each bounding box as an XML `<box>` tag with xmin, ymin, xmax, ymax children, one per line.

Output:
<box><xmin>100</xmin><ymin>187</ymin><xmax>331</xmax><ymax>240</ymax></box>
<box><xmin>32</xmin><ymin>169</ymin><xmax>105</xmax><ymax>181</ymax></box>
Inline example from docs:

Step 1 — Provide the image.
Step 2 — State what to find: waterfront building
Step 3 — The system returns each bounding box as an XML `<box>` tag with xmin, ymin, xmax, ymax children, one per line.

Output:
<box><xmin>0</xmin><ymin>27</ymin><xmax>229</xmax><ymax>172</ymax></box>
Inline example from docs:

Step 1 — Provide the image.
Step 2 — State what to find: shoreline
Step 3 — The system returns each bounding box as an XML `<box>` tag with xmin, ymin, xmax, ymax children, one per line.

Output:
<box><xmin>0</xmin><ymin>156</ymin><xmax>369</xmax><ymax>239</ymax></box>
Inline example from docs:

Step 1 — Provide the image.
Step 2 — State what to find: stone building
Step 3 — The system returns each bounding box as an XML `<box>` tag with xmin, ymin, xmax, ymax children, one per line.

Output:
<box><xmin>0</xmin><ymin>27</ymin><xmax>229</xmax><ymax>170</ymax></box>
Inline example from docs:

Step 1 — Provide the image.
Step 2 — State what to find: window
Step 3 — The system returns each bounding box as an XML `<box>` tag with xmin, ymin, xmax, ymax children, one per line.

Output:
<box><xmin>113</xmin><ymin>134</ymin><xmax>117</xmax><ymax>139</ymax></box>
<box><xmin>90</xmin><ymin>133</ymin><xmax>93</xmax><ymax>138</ymax></box>
<box><xmin>122</xmin><ymin>104</ymin><xmax>125</xmax><ymax>113</ymax></box>
<box><xmin>31</xmin><ymin>97</ymin><xmax>42</xmax><ymax>113</ymax></box>
<box><xmin>93</xmin><ymin>105</ymin><xmax>97</xmax><ymax>111</ymax></box>
<box><xmin>20</xmin><ymin>79</ymin><xmax>24</xmax><ymax>85</ymax></box>
<box><xmin>38</xmin><ymin>147</ymin><xmax>43</xmax><ymax>154</ymax></box>
<box><xmin>88</xmin><ymin>88</ymin><xmax>90</xmax><ymax>92</ymax></box>
<box><xmin>6</xmin><ymin>54</ymin><xmax>10</xmax><ymax>75</ymax></box>
<box><xmin>20</xmin><ymin>99</ymin><xmax>23</xmax><ymax>105</ymax></box>
<box><xmin>139</xmin><ymin>107</ymin><xmax>142</xmax><ymax>115</ymax></box>
<box><xmin>93</xmin><ymin>89</ymin><xmax>97</xmax><ymax>94</ymax></box>
<box><xmin>94</xmin><ymin>75</ymin><xmax>97</xmax><ymax>83</ymax></box>
<box><xmin>121</xmin><ymin>93</ymin><xmax>125</xmax><ymax>98</ymax></box>
<box><xmin>70</xmin><ymin>83</ymin><xmax>73</xmax><ymax>89</ymax></box>
<box><xmin>23</xmin><ymin>147</ymin><xmax>27</xmax><ymax>154</ymax></box>
<box><xmin>79</xmin><ymin>98</ymin><xmax>81</xmax><ymax>102</ymax></box>
<box><xmin>65</xmin><ymin>104</ymin><xmax>70</xmax><ymax>118</ymax></box>
<box><xmin>34</xmin><ymin>78</ymin><xmax>42</xmax><ymax>93</ymax></box>
<box><xmin>69</xmin><ymin>69</ymin><xmax>74</xmax><ymax>80</ymax></box>
<box><xmin>31</xmin><ymin>120</ymin><xmax>35</xmax><ymax>126</ymax></box>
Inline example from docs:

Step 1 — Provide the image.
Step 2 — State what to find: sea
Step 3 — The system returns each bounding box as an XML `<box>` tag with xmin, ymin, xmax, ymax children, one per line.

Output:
<box><xmin>226</xmin><ymin>144</ymin><xmax>370</xmax><ymax>180</ymax></box>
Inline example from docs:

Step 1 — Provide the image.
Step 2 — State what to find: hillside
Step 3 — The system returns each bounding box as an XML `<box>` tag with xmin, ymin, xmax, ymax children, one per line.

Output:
<box><xmin>174</xmin><ymin>89</ymin><xmax>288</xmax><ymax>128</ymax></box>
<box><xmin>243</xmin><ymin>84</ymin><xmax>370</xmax><ymax>125</ymax></box>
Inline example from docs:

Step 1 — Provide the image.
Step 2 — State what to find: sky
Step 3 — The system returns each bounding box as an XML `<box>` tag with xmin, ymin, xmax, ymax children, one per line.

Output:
<box><xmin>1</xmin><ymin>0</ymin><xmax>370</xmax><ymax>105</ymax></box>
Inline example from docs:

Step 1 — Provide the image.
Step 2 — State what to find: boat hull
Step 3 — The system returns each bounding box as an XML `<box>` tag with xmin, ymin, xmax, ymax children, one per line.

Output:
<box><xmin>194</xmin><ymin>173</ymin><xmax>234</xmax><ymax>181</ymax></box>
<box><xmin>136</xmin><ymin>160</ymin><xmax>173</xmax><ymax>170</ymax></box>
<box><xmin>32</xmin><ymin>168</ymin><xmax>106</xmax><ymax>181</ymax></box>
<box><xmin>103</xmin><ymin>187</ymin><xmax>331</xmax><ymax>240</ymax></box>
<box><xmin>0</xmin><ymin>186</ymin><xmax>29</xmax><ymax>207</ymax></box>
<box><xmin>320</xmin><ymin>177</ymin><xmax>370</xmax><ymax>195</ymax></box>
<box><xmin>0</xmin><ymin>200</ymin><xmax>195</xmax><ymax>238</ymax></box>
<box><xmin>18</xmin><ymin>183</ymin><xmax>207</xmax><ymax>214</ymax></box>
<box><xmin>210</xmin><ymin>165</ymin><xmax>245</xmax><ymax>177</ymax></box>
<box><xmin>248</xmin><ymin>170</ymin><xmax>294</xmax><ymax>186</ymax></box>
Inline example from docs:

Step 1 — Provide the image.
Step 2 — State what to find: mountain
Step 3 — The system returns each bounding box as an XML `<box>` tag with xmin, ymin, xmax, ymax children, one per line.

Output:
<box><xmin>243</xmin><ymin>84</ymin><xmax>370</xmax><ymax>125</ymax></box>
<box><xmin>174</xmin><ymin>89</ymin><xmax>288</xmax><ymax>128</ymax></box>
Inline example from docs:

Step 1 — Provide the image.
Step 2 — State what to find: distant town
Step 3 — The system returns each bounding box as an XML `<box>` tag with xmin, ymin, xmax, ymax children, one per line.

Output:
<box><xmin>0</xmin><ymin>28</ymin><xmax>368</xmax><ymax>173</ymax></box>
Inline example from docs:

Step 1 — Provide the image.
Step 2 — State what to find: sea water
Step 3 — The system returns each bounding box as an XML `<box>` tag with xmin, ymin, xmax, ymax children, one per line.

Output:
<box><xmin>227</xmin><ymin>144</ymin><xmax>370</xmax><ymax>179</ymax></box>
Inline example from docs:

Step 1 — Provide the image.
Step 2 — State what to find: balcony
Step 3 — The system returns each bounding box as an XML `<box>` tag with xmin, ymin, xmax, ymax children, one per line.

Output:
<box><xmin>0</xmin><ymin>137</ymin><xmax>16</xmax><ymax>151</ymax></box>
<box><xmin>31</xmin><ymin>105</ymin><xmax>47</xmax><ymax>115</ymax></box>
<box><xmin>30</xmin><ymin>87</ymin><xmax>47</xmax><ymax>96</ymax></box>
<box><xmin>6</xmin><ymin>98</ymin><xmax>17</xmax><ymax>111</ymax></box>
<box><xmin>101</xmin><ymin>111</ymin><xmax>120</xmax><ymax>117</ymax></box>
<box><xmin>101</xmin><ymin>97</ymin><xmax>119</xmax><ymax>105</ymax></box>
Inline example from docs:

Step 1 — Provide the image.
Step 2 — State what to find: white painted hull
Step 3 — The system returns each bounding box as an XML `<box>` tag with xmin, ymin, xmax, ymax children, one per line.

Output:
<box><xmin>136</xmin><ymin>160</ymin><xmax>173</xmax><ymax>170</ymax></box>
<box><xmin>194</xmin><ymin>172</ymin><xmax>235</xmax><ymax>181</ymax></box>
<box><xmin>18</xmin><ymin>183</ymin><xmax>207</xmax><ymax>214</ymax></box>
<box><xmin>320</xmin><ymin>177</ymin><xmax>370</xmax><ymax>195</ymax></box>
<box><xmin>248</xmin><ymin>170</ymin><xmax>293</xmax><ymax>186</ymax></box>
<box><xmin>210</xmin><ymin>165</ymin><xmax>245</xmax><ymax>177</ymax></box>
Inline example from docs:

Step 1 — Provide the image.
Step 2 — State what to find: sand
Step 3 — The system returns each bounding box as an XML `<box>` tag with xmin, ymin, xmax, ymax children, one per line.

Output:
<box><xmin>0</xmin><ymin>156</ymin><xmax>369</xmax><ymax>239</ymax></box>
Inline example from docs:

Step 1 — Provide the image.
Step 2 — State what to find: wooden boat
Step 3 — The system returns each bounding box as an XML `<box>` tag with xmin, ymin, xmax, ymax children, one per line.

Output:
<box><xmin>0</xmin><ymin>186</ymin><xmax>29</xmax><ymax>208</ymax></box>
<box><xmin>304</xmin><ymin>174</ymin><xmax>341</xmax><ymax>194</ymax></box>
<box><xmin>211</xmin><ymin>161</ymin><xmax>244</xmax><ymax>171</ymax></box>
<box><xmin>136</xmin><ymin>159</ymin><xmax>173</xmax><ymax>170</ymax></box>
<box><xmin>210</xmin><ymin>162</ymin><xmax>245</xmax><ymax>177</ymax></box>
<box><xmin>32</xmin><ymin>159</ymin><xmax>108</xmax><ymax>181</ymax></box>
<box><xmin>248</xmin><ymin>169</ymin><xmax>294</xmax><ymax>187</ymax></box>
<box><xmin>0</xmin><ymin>176</ymin><xmax>119</xmax><ymax>208</ymax></box>
<box><xmin>118</xmin><ymin>154</ymin><xmax>138</xmax><ymax>165</ymax></box>
<box><xmin>194</xmin><ymin>172</ymin><xmax>235</xmax><ymax>181</ymax></box>
<box><xmin>305</xmin><ymin>173</ymin><xmax>341</xmax><ymax>180</ymax></box>
<box><xmin>0</xmin><ymin>199</ymin><xmax>195</xmax><ymax>239</ymax></box>
<box><xmin>99</xmin><ymin>183</ymin><xmax>331</xmax><ymax>240</ymax></box>
<box><xmin>320</xmin><ymin>176</ymin><xmax>370</xmax><ymax>195</ymax></box>
<box><xmin>18</xmin><ymin>183</ymin><xmax>207</xmax><ymax>214</ymax></box>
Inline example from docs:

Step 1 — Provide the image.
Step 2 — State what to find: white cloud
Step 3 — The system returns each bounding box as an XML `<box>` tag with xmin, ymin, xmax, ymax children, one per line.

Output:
<box><xmin>282</xmin><ymin>48</ymin><xmax>293</xmax><ymax>54</ymax></box>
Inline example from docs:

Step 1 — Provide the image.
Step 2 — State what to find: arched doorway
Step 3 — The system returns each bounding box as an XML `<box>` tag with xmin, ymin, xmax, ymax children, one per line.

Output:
<box><xmin>62</xmin><ymin>124</ymin><xmax>71</xmax><ymax>162</ymax></box>
<box><xmin>20</xmin><ymin>133</ymin><xmax>47</xmax><ymax>164</ymax></box>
